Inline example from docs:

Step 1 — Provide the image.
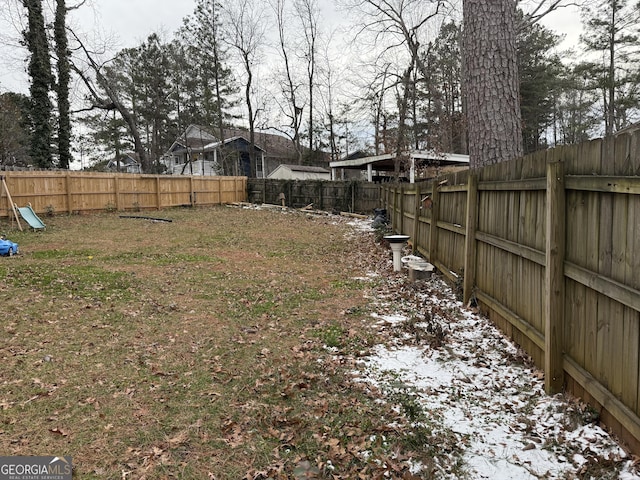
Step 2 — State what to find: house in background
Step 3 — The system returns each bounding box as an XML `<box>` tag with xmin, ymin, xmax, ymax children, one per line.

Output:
<box><xmin>267</xmin><ymin>164</ymin><xmax>331</xmax><ymax>180</ymax></box>
<box><xmin>162</xmin><ymin>125</ymin><xmax>311</xmax><ymax>177</ymax></box>
<box><xmin>163</xmin><ymin>125</ymin><xmax>265</xmax><ymax>177</ymax></box>
<box><xmin>107</xmin><ymin>153</ymin><xmax>142</xmax><ymax>174</ymax></box>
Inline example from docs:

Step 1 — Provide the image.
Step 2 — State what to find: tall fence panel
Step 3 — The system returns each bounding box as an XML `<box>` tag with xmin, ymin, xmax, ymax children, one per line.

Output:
<box><xmin>247</xmin><ymin>178</ymin><xmax>383</xmax><ymax>214</ymax></box>
<box><xmin>383</xmin><ymin>129</ymin><xmax>640</xmax><ymax>452</ymax></box>
<box><xmin>0</xmin><ymin>171</ymin><xmax>247</xmax><ymax>217</ymax></box>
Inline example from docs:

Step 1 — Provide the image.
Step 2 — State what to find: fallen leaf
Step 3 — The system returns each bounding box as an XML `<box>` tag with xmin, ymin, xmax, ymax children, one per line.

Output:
<box><xmin>49</xmin><ymin>427</ymin><xmax>68</xmax><ymax>437</ymax></box>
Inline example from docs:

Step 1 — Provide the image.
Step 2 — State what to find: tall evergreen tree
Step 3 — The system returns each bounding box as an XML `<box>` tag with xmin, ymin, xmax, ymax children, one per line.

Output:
<box><xmin>137</xmin><ymin>34</ymin><xmax>174</xmax><ymax>168</ymax></box>
<box><xmin>23</xmin><ymin>0</ymin><xmax>54</xmax><ymax>168</ymax></box>
<box><xmin>580</xmin><ymin>0</ymin><xmax>640</xmax><ymax>135</ymax></box>
<box><xmin>54</xmin><ymin>0</ymin><xmax>72</xmax><ymax>168</ymax></box>
<box><xmin>429</xmin><ymin>21</ymin><xmax>464</xmax><ymax>153</ymax></box>
<box><xmin>180</xmin><ymin>0</ymin><xmax>237</xmax><ymax>137</ymax></box>
<box><xmin>553</xmin><ymin>64</ymin><xmax>600</xmax><ymax>145</ymax></box>
<box><xmin>517</xmin><ymin>18</ymin><xmax>565</xmax><ymax>153</ymax></box>
<box><xmin>0</xmin><ymin>93</ymin><xmax>32</xmax><ymax>166</ymax></box>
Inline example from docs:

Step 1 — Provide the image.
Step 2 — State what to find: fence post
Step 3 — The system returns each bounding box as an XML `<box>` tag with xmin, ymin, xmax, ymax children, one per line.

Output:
<box><xmin>391</xmin><ymin>186</ymin><xmax>396</xmax><ymax>232</ymax></box>
<box><xmin>114</xmin><ymin>175</ymin><xmax>121</xmax><ymax>211</ymax></box>
<box><xmin>65</xmin><ymin>172</ymin><xmax>72</xmax><ymax>214</ymax></box>
<box><xmin>463</xmin><ymin>174</ymin><xmax>479</xmax><ymax>305</ymax></box>
<box><xmin>413</xmin><ymin>183</ymin><xmax>421</xmax><ymax>254</ymax></box>
<box><xmin>545</xmin><ymin>160</ymin><xmax>565</xmax><ymax>394</ymax></box>
<box><xmin>428</xmin><ymin>180</ymin><xmax>440</xmax><ymax>265</ymax></box>
<box><xmin>156</xmin><ymin>176</ymin><xmax>161</xmax><ymax>210</ymax></box>
<box><xmin>399</xmin><ymin>184</ymin><xmax>405</xmax><ymax>233</ymax></box>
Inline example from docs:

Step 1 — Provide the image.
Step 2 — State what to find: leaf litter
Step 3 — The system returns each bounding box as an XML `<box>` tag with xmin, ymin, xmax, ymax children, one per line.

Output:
<box><xmin>2</xmin><ymin>206</ymin><xmax>639</xmax><ymax>479</ymax></box>
<box><xmin>340</xmin><ymin>215</ymin><xmax>640</xmax><ymax>479</ymax></box>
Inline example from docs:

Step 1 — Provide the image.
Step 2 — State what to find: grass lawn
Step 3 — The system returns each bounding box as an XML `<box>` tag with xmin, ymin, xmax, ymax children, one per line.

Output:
<box><xmin>0</xmin><ymin>206</ymin><xmax>422</xmax><ymax>479</ymax></box>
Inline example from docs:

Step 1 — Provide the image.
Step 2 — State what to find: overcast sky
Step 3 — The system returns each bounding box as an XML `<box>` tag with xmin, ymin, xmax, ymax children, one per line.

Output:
<box><xmin>0</xmin><ymin>0</ymin><xmax>583</xmax><ymax>95</ymax></box>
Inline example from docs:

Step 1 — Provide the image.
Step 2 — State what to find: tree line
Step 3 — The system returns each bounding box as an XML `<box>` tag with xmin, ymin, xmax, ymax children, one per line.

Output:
<box><xmin>1</xmin><ymin>0</ymin><xmax>639</xmax><ymax>172</ymax></box>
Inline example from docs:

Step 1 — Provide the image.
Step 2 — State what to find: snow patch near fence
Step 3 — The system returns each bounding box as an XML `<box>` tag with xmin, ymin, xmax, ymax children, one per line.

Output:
<box><xmin>355</xmin><ymin>269</ymin><xmax>640</xmax><ymax>479</ymax></box>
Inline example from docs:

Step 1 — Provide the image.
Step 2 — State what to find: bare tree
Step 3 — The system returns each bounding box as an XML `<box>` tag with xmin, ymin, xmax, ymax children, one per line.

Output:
<box><xmin>70</xmin><ymin>31</ymin><xmax>148</xmax><ymax>170</ymax></box>
<box><xmin>294</xmin><ymin>0</ymin><xmax>320</xmax><ymax>153</ymax></box>
<box><xmin>517</xmin><ymin>0</ymin><xmax>582</xmax><ymax>27</ymax></box>
<box><xmin>220</xmin><ymin>0</ymin><xmax>266</xmax><ymax>175</ymax></box>
<box><xmin>342</xmin><ymin>0</ymin><xmax>445</xmax><ymax>82</ymax></box>
<box><xmin>270</xmin><ymin>0</ymin><xmax>304</xmax><ymax>163</ymax></box>
<box><xmin>341</xmin><ymin>0</ymin><xmax>445</xmax><ymax>173</ymax></box>
<box><xmin>316</xmin><ymin>33</ymin><xmax>341</xmax><ymax>161</ymax></box>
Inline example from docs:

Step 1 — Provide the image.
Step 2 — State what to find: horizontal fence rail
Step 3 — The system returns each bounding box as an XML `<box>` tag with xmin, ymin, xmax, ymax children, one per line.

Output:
<box><xmin>383</xmin><ymin>131</ymin><xmax>640</xmax><ymax>452</ymax></box>
<box><xmin>0</xmin><ymin>171</ymin><xmax>247</xmax><ymax>217</ymax></box>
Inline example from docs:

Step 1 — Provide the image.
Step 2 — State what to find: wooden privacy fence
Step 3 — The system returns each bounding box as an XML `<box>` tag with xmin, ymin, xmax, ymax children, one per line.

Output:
<box><xmin>247</xmin><ymin>178</ymin><xmax>383</xmax><ymax>214</ymax></box>
<box><xmin>0</xmin><ymin>171</ymin><xmax>247</xmax><ymax>217</ymax></box>
<box><xmin>383</xmin><ymin>131</ymin><xmax>640</xmax><ymax>451</ymax></box>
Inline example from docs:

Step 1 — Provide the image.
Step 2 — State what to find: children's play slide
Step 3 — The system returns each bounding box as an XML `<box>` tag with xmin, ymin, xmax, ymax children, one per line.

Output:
<box><xmin>16</xmin><ymin>204</ymin><xmax>46</xmax><ymax>230</ymax></box>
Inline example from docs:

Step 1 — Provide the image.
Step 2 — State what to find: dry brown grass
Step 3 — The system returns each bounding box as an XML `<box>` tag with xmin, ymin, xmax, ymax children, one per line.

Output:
<box><xmin>0</xmin><ymin>206</ymin><xmax>425</xmax><ymax>479</ymax></box>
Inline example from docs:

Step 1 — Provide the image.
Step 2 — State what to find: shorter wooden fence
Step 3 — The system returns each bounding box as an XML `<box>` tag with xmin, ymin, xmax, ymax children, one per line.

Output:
<box><xmin>0</xmin><ymin>171</ymin><xmax>247</xmax><ymax>218</ymax></box>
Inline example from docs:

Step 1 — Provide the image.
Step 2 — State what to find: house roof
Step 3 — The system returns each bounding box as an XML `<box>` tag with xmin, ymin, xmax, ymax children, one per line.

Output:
<box><xmin>202</xmin><ymin>136</ymin><xmax>266</xmax><ymax>152</ymax></box>
<box><xmin>107</xmin><ymin>152</ymin><xmax>140</xmax><ymax>167</ymax></box>
<box><xmin>168</xmin><ymin>125</ymin><xmax>298</xmax><ymax>160</ymax></box>
<box><xmin>223</xmin><ymin>127</ymin><xmax>298</xmax><ymax>160</ymax></box>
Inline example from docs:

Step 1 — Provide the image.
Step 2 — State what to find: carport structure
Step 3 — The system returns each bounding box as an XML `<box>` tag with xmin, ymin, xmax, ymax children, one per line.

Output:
<box><xmin>329</xmin><ymin>151</ymin><xmax>469</xmax><ymax>182</ymax></box>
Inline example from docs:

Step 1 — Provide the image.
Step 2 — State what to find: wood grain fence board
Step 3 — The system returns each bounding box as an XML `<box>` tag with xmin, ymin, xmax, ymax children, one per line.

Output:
<box><xmin>478</xmin><ymin>243</ymin><xmax>492</xmax><ymax>301</ymax></box>
<box><xmin>535</xmin><ymin>189</ymin><xmax>546</xmax><ymax>252</ymax></box>
<box><xmin>615</xmin><ymin>134</ymin><xmax>631</xmax><ymax>175</ymax></box>
<box><xmin>478</xmin><ymin>178</ymin><xmax>546</xmax><ymax>191</ymax></box>
<box><xmin>629</xmin><ymin>196</ymin><xmax>640</xmax><ymax>293</ymax></box>
<box><xmin>609</xmin><ymin>182</ymin><xmax>638</xmax><ymax>397</ymax></box>
<box><xmin>463</xmin><ymin>174</ymin><xmax>478</xmax><ymax>305</ymax></box>
<box><xmin>428</xmin><ymin>182</ymin><xmax>440</xmax><ymax>264</ymax></box>
<box><xmin>582</xmin><ymin>142</ymin><xmax>602</xmax><ymax>378</ymax></box>
<box><xmin>595</xmin><ymin>138</ymin><xmax>615</xmax><ymax>391</ymax></box>
<box><xmin>533</xmin><ymin>262</ymin><xmax>546</xmax><ymax>337</ymax></box>
<box><xmin>506</xmin><ymin>188</ymin><xmax>520</xmax><ymax>314</ymax></box>
<box><xmin>413</xmin><ymin>184</ymin><xmax>421</xmax><ymax>252</ymax></box>
<box><xmin>565</xmin><ymin>176</ymin><xmax>640</xmax><ymax>194</ymax></box>
<box><xmin>545</xmin><ymin>161</ymin><xmax>565</xmax><ymax>393</ymax></box>
<box><xmin>622</xmin><ymin>305</ymin><xmax>640</xmax><ymax>413</ymax></box>
<box><xmin>565</xmin><ymin>278</ymin><xmax>586</xmax><ymax>367</ymax></box>
<box><xmin>624</xmin><ymin>194</ymin><xmax>640</xmax><ymax>412</ymax></box>
<box><xmin>567</xmin><ymin>189</ymin><xmax>588</xmax><ymax>368</ymax></box>
<box><xmin>632</xmin><ymin>130</ymin><xmax>640</xmax><ymax>176</ymax></box>
<box><xmin>584</xmin><ymin>193</ymin><xmax>600</xmax><ymax>375</ymax></box>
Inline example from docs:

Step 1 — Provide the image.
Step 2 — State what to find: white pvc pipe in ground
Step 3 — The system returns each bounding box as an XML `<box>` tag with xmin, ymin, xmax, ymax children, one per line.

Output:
<box><xmin>384</xmin><ymin>235</ymin><xmax>410</xmax><ymax>272</ymax></box>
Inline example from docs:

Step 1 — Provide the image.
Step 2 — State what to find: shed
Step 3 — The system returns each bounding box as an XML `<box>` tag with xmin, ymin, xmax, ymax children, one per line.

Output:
<box><xmin>267</xmin><ymin>164</ymin><xmax>331</xmax><ymax>181</ymax></box>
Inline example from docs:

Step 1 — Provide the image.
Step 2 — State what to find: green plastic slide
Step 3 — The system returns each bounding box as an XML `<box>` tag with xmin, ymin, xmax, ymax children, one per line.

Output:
<box><xmin>17</xmin><ymin>204</ymin><xmax>46</xmax><ymax>230</ymax></box>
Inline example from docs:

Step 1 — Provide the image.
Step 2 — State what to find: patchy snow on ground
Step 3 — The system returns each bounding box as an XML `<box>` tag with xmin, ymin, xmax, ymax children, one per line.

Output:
<box><xmin>355</xmin><ymin>263</ymin><xmax>640</xmax><ymax>479</ymax></box>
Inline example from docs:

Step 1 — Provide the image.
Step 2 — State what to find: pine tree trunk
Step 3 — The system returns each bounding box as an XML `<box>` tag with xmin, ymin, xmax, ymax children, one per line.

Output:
<box><xmin>463</xmin><ymin>0</ymin><xmax>523</xmax><ymax>168</ymax></box>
